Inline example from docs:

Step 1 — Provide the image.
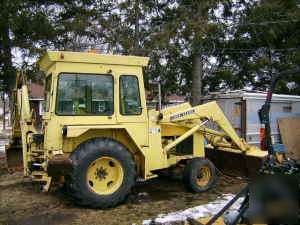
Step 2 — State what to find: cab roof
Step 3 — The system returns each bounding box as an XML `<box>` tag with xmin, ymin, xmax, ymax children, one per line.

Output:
<box><xmin>38</xmin><ymin>51</ymin><xmax>149</xmax><ymax>71</ymax></box>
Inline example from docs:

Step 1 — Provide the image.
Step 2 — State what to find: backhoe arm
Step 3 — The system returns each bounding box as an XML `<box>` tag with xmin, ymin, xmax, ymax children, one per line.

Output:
<box><xmin>7</xmin><ymin>72</ymin><xmax>36</xmax><ymax>175</ymax></box>
<box><xmin>11</xmin><ymin>73</ymin><xmax>33</xmax><ymax>139</ymax></box>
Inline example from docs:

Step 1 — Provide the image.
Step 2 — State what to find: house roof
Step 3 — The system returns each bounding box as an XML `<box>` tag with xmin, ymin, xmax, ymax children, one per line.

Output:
<box><xmin>166</xmin><ymin>94</ymin><xmax>185</xmax><ymax>102</ymax></box>
<box><xmin>29</xmin><ymin>83</ymin><xmax>44</xmax><ymax>100</ymax></box>
<box><xmin>201</xmin><ymin>89</ymin><xmax>300</xmax><ymax>102</ymax></box>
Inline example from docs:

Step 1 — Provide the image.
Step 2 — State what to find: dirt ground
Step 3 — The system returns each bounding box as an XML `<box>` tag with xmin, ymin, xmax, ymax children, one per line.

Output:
<box><xmin>0</xmin><ymin>170</ymin><xmax>246</xmax><ymax>225</ymax></box>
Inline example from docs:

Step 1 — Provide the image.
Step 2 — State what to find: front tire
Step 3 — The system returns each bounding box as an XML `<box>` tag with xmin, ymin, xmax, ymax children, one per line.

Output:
<box><xmin>183</xmin><ymin>158</ymin><xmax>217</xmax><ymax>192</ymax></box>
<box><xmin>68</xmin><ymin>138</ymin><xmax>136</xmax><ymax>208</ymax></box>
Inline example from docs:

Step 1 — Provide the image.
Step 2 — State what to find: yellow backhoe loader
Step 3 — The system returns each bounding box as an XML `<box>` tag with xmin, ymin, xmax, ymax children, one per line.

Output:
<box><xmin>5</xmin><ymin>51</ymin><xmax>267</xmax><ymax>208</ymax></box>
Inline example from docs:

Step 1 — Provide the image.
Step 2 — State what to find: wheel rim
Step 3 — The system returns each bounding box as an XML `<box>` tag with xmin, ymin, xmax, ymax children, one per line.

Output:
<box><xmin>196</xmin><ymin>165</ymin><xmax>211</xmax><ymax>187</ymax></box>
<box><xmin>86</xmin><ymin>156</ymin><xmax>124</xmax><ymax>195</ymax></box>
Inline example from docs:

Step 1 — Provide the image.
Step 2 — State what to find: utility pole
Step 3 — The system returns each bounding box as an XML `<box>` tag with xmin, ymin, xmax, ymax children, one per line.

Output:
<box><xmin>0</xmin><ymin>79</ymin><xmax>5</xmax><ymax>131</ymax></box>
<box><xmin>148</xmin><ymin>80</ymin><xmax>162</xmax><ymax>111</ymax></box>
<box><xmin>268</xmin><ymin>47</ymin><xmax>272</xmax><ymax>80</ymax></box>
<box><xmin>158</xmin><ymin>81</ymin><xmax>162</xmax><ymax>111</ymax></box>
<box><xmin>1</xmin><ymin>92</ymin><xmax>5</xmax><ymax>131</ymax></box>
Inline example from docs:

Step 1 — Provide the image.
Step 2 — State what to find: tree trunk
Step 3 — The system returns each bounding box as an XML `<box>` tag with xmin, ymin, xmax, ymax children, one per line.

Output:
<box><xmin>0</xmin><ymin>5</ymin><xmax>16</xmax><ymax>117</ymax></box>
<box><xmin>0</xmin><ymin>12</ymin><xmax>15</xmax><ymax>93</ymax></box>
<box><xmin>191</xmin><ymin>54</ymin><xmax>203</xmax><ymax>106</ymax></box>
<box><xmin>133</xmin><ymin>0</ymin><xmax>140</xmax><ymax>55</ymax></box>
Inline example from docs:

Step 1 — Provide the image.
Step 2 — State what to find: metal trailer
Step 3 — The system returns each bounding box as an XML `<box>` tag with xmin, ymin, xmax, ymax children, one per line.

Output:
<box><xmin>201</xmin><ymin>90</ymin><xmax>300</xmax><ymax>147</ymax></box>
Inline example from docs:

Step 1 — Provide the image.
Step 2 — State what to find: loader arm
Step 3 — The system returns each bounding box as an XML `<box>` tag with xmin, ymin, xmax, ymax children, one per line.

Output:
<box><xmin>160</xmin><ymin>101</ymin><xmax>265</xmax><ymax>156</ymax></box>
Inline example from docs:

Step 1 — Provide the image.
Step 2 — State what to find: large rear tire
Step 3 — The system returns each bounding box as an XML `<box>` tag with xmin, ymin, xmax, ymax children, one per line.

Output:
<box><xmin>68</xmin><ymin>138</ymin><xmax>136</xmax><ymax>208</ymax></box>
<box><xmin>183</xmin><ymin>158</ymin><xmax>217</xmax><ymax>192</ymax></box>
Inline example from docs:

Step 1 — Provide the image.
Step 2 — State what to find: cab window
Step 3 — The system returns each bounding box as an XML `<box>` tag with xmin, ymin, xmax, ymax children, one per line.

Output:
<box><xmin>56</xmin><ymin>73</ymin><xmax>113</xmax><ymax>115</ymax></box>
<box><xmin>120</xmin><ymin>75</ymin><xmax>141</xmax><ymax>115</ymax></box>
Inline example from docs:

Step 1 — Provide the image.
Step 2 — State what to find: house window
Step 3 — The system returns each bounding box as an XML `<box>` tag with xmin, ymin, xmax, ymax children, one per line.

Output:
<box><xmin>283</xmin><ymin>105</ymin><xmax>292</xmax><ymax>113</ymax></box>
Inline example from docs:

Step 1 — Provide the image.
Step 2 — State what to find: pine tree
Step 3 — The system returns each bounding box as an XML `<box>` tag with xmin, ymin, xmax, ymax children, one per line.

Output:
<box><xmin>216</xmin><ymin>0</ymin><xmax>300</xmax><ymax>94</ymax></box>
<box><xmin>0</xmin><ymin>0</ymin><xmax>97</xmax><ymax>92</ymax></box>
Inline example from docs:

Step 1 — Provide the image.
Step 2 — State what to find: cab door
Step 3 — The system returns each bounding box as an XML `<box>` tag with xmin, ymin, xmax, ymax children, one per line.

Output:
<box><xmin>116</xmin><ymin>73</ymin><xmax>148</xmax><ymax>146</ymax></box>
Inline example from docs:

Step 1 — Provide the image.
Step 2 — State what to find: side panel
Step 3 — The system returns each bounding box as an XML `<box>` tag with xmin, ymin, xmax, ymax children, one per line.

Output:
<box><xmin>146</xmin><ymin>110</ymin><xmax>167</xmax><ymax>172</ymax></box>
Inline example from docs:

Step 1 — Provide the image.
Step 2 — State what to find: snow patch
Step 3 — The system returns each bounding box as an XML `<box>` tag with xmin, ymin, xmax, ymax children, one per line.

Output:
<box><xmin>142</xmin><ymin>194</ymin><xmax>243</xmax><ymax>225</ymax></box>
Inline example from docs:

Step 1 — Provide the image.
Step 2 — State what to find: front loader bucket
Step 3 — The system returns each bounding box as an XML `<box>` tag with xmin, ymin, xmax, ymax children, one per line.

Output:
<box><xmin>205</xmin><ymin>148</ymin><xmax>265</xmax><ymax>177</ymax></box>
<box><xmin>5</xmin><ymin>145</ymin><xmax>23</xmax><ymax>172</ymax></box>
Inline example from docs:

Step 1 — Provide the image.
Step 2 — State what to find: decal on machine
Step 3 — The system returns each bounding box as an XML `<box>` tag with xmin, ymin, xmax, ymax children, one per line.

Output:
<box><xmin>170</xmin><ymin>109</ymin><xmax>195</xmax><ymax>121</ymax></box>
<box><xmin>149</xmin><ymin>127</ymin><xmax>160</xmax><ymax>134</ymax></box>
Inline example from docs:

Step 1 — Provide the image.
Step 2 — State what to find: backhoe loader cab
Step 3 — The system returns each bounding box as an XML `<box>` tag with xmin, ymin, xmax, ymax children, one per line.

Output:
<box><xmin>8</xmin><ymin>51</ymin><xmax>266</xmax><ymax>208</ymax></box>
